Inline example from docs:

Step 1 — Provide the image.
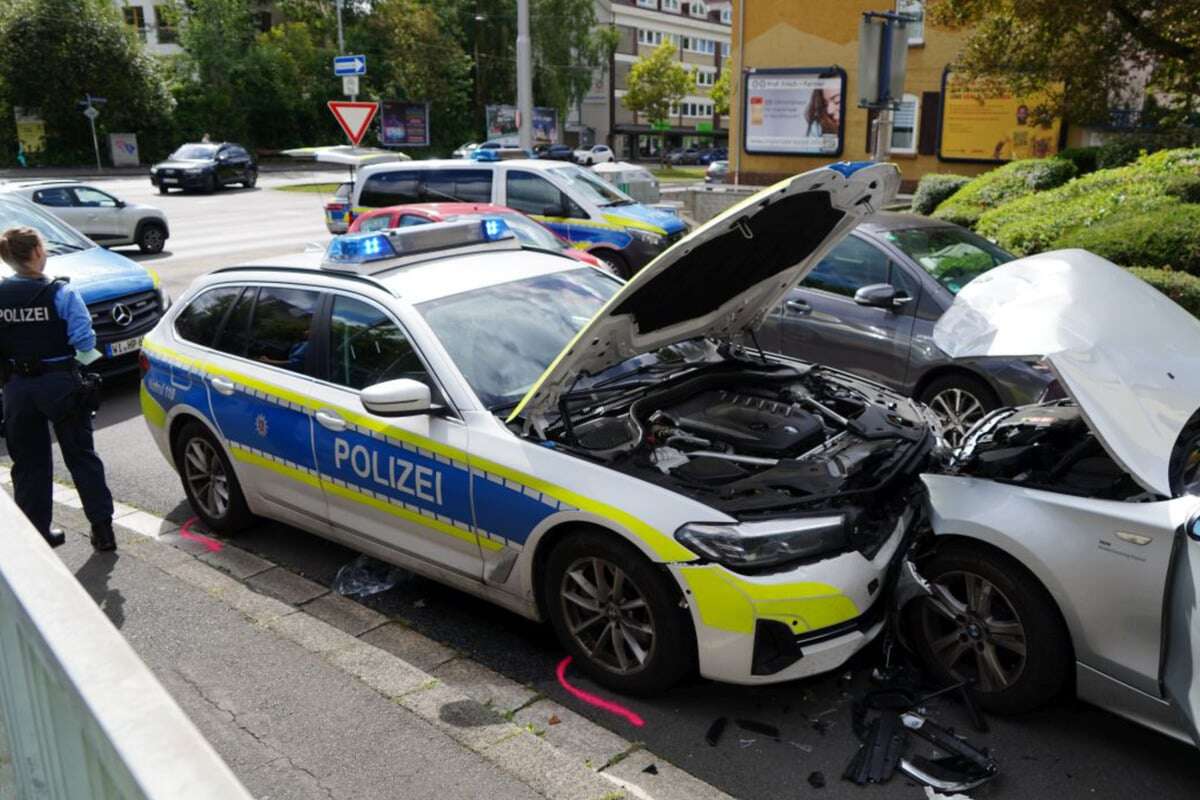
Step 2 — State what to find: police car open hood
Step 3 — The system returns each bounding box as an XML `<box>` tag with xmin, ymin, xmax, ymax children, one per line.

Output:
<box><xmin>933</xmin><ymin>249</ymin><xmax>1200</xmax><ymax>497</ymax></box>
<box><xmin>508</xmin><ymin>162</ymin><xmax>901</xmax><ymax>427</ymax></box>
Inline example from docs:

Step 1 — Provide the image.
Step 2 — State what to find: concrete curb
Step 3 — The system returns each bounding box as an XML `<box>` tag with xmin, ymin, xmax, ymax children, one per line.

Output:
<box><xmin>3</xmin><ymin>467</ymin><xmax>733</xmax><ymax>800</ymax></box>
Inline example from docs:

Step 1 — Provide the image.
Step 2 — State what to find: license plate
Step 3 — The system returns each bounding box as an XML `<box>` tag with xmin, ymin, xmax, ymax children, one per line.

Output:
<box><xmin>106</xmin><ymin>336</ymin><xmax>142</xmax><ymax>358</ymax></box>
<box><xmin>162</xmin><ymin>178</ymin><xmax>178</xmax><ymax>184</ymax></box>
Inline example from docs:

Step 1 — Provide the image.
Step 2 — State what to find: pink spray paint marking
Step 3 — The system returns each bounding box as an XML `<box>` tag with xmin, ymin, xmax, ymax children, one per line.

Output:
<box><xmin>556</xmin><ymin>656</ymin><xmax>645</xmax><ymax>728</ymax></box>
<box><xmin>179</xmin><ymin>516</ymin><xmax>223</xmax><ymax>553</ymax></box>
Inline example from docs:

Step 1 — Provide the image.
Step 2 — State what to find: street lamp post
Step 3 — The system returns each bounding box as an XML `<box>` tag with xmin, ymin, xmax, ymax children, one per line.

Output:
<box><xmin>516</xmin><ymin>0</ymin><xmax>533</xmax><ymax>150</ymax></box>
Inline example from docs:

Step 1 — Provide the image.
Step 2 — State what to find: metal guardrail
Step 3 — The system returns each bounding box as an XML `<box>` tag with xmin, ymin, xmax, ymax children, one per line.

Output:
<box><xmin>0</xmin><ymin>491</ymin><xmax>252</xmax><ymax>800</ymax></box>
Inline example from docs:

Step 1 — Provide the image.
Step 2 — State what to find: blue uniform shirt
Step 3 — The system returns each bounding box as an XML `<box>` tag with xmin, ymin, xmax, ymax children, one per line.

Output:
<box><xmin>8</xmin><ymin>275</ymin><xmax>96</xmax><ymax>360</ymax></box>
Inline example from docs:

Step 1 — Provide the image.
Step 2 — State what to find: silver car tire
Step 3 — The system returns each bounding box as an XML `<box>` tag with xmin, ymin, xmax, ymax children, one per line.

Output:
<box><xmin>544</xmin><ymin>530</ymin><xmax>693</xmax><ymax>694</ymax></box>
<box><xmin>173</xmin><ymin>420</ymin><xmax>254</xmax><ymax>533</ymax></box>
<box><xmin>919</xmin><ymin>375</ymin><xmax>998</xmax><ymax>449</ymax></box>
<box><xmin>911</xmin><ymin>543</ymin><xmax>1071</xmax><ymax>713</ymax></box>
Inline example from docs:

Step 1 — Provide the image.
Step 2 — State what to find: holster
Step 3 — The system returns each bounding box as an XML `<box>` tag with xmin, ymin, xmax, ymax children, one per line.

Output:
<box><xmin>76</xmin><ymin>372</ymin><xmax>103</xmax><ymax>415</ymax></box>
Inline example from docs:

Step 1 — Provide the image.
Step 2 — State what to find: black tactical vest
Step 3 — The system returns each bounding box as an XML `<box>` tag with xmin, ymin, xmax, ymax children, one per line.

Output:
<box><xmin>0</xmin><ymin>276</ymin><xmax>73</xmax><ymax>362</ymax></box>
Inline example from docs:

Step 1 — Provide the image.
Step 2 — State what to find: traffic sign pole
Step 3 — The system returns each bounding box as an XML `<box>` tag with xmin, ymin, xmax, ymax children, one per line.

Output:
<box><xmin>78</xmin><ymin>94</ymin><xmax>104</xmax><ymax>172</ymax></box>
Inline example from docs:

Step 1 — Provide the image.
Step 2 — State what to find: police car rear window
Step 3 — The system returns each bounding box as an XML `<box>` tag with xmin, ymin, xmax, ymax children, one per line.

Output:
<box><xmin>175</xmin><ymin>287</ymin><xmax>241</xmax><ymax>347</ymax></box>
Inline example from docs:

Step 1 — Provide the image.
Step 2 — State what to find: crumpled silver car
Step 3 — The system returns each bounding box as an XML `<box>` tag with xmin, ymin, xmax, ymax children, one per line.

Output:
<box><xmin>910</xmin><ymin>249</ymin><xmax>1200</xmax><ymax>747</ymax></box>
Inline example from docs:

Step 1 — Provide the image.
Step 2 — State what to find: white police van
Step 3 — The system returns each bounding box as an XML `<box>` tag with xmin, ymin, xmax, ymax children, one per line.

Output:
<box><xmin>141</xmin><ymin>163</ymin><xmax>938</xmax><ymax>692</ymax></box>
<box><xmin>343</xmin><ymin>158</ymin><xmax>686</xmax><ymax>277</ymax></box>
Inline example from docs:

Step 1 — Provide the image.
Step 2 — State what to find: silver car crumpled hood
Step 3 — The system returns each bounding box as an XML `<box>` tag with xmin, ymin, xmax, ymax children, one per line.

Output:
<box><xmin>933</xmin><ymin>249</ymin><xmax>1200</xmax><ymax>497</ymax></box>
<box><xmin>508</xmin><ymin>161</ymin><xmax>901</xmax><ymax>429</ymax></box>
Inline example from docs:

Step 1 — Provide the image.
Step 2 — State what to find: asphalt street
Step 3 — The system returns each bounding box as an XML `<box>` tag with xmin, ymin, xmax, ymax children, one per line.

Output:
<box><xmin>10</xmin><ymin>177</ymin><xmax>1200</xmax><ymax>799</ymax></box>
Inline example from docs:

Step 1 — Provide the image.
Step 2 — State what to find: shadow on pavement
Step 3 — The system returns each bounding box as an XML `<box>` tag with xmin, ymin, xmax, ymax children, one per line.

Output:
<box><xmin>75</xmin><ymin>551</ymin><xmax>125</xmax><ymax>629</ymax></box>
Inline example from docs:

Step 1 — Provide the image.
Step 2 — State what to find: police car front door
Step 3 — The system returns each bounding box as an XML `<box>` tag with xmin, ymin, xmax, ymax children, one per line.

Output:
<box><xmin>308</xmin><ymin>293</ymin><xmax>485</xmax><ymax>579</ymax></box>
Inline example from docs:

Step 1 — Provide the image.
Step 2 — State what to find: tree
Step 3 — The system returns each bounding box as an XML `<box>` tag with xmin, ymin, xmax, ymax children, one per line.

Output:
<box><xmin>709</xmin><ymin>66</ymin><xmax>732</xmax><ymax>117</ymax></box>
<box><xmin>530</xmin><ymin>0</ymin><xmax>608</xmax><ymax>118</ymax></box>
<box><xmin>0</xmin><ymin>0</ymin><xmax>173</xmax><ymax>165</ymax></box>
<box><xmin>929</xmin><ymin>0</ymin><xmax>1200</xmax><ymax>125</ymax></box>
<box><xmin>623</xmin><ymin>40</ymin><xmax>692</xmax><ymax>125</ymax></box>
<box><xmin>170</xmin><ymin>0</ymin><xmax>260</xmax><ymax>144</ymax></box>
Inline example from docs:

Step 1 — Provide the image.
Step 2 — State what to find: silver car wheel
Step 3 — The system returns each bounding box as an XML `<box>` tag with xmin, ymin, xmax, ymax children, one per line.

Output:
<box><xmin>920</xmin><ymin>570</ymin><xmax>1028</xmax><ymax>692</ymax></box>
<box><xmin>183</xmin><ymin>437</ymin><xmax>231</xmax><ymax>520</ymax></box>
<box><xmin>560</xmin><ymin>556</ymin><xmax>655</xmax><ymax>675</ymax></box>
<box><xmin>929</xmin><ymin>388</ymin><xmax>986</xmax><ymax>448</ymax></box>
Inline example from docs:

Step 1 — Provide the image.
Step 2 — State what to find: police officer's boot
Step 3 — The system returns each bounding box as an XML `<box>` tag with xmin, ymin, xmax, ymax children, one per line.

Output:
<box><xmin>44</xmin><ymin>526</ymin><xmax>66</xmax><ymax>549</ymax></box>
<box><xmin>91</xmin><ymin>522</ymin><xmax>116</xmax><ymax>552</ymax></box>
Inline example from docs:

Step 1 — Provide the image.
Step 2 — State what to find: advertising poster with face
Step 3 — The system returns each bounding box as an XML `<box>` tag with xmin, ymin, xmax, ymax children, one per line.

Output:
<box><xmin>744</xmin><ymin>69</ymin><xmax>845</xmax><ymax>156</ymax></box>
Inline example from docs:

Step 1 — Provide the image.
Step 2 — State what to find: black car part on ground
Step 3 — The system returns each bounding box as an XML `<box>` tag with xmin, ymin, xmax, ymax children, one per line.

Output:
<box><xmin>951</xmin><ymin>400</ymin><xmax>1152</xmax><ymax>501</ymax></box>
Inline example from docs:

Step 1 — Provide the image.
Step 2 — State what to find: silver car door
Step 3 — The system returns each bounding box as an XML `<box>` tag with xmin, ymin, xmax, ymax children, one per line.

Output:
<box><xmin>1165</xmin><ymin>506</ymin><xmax>1200</xmax><ymax>747</ymax></box>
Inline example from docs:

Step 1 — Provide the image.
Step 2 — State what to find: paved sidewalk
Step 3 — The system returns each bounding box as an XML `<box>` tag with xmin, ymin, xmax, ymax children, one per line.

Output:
<box><xmin>1</xmin><ymin>465</ymin><xmax>731</xmax><ymax>800</ymax></box>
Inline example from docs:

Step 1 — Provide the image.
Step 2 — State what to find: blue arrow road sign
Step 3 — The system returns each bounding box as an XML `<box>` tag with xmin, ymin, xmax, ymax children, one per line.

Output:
<box><xmin>333</xmin><ymin>55</ymin><xmax>367</xmax><ymax>76</ymax></box>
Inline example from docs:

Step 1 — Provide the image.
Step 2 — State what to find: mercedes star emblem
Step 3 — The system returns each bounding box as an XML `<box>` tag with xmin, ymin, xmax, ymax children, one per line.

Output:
<box><xmin>111</xmin><ymin>303</ymin><xmax>134</xmax><ymax>327</ymax></box>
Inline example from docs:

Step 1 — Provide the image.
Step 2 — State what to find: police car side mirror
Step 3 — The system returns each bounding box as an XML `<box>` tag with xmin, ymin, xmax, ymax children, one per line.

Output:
<box><xmin>360</xmin><ymin>378</ymin><xmax>434</xmax><ymax>417</ymax></box>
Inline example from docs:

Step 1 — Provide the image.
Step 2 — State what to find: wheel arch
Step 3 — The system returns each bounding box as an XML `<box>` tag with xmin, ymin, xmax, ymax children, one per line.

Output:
<box><xmin>134</xmin><ymin>217</ymin><xmax>169</xmax><ymax>242</ymax></box>
<box><xmin>912</xmin><ymin>364</ymin><xmax>1000</xmax><ymax>406</ymax></box>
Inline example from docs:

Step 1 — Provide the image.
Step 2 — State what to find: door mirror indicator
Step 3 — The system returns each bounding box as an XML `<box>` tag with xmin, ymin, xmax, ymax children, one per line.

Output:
<box><xmin>360</xmin><ymin>378</ymin><xmax>436</xmax><ymax>417</ymax></box>
<box><xmin>854</xmin><ymin>283</ymin><xmax>909</xmax><ymax>309</ymax></box>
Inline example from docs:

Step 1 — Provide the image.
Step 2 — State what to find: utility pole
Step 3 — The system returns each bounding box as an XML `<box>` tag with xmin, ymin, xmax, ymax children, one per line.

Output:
<box><xmin>336</xmin><ymin>0</ymin><xmax>345</xmax><ymax>53</ymax></box>
<box><xmin>516</xmin><ymin>0</ymin><xmax>533</xmax><ymax>150</ymax></box>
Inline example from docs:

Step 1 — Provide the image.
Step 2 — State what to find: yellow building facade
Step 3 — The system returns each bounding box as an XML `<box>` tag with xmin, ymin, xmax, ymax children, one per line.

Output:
<box><xmin>725</xmin><ymin>0</ymin><xmax>1053</xmax><ymax>188</ymax></box>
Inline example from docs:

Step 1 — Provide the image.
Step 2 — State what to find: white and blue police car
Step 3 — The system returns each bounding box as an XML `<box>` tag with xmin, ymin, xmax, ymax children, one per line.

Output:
<box><xmin>140</xmin><ymin>162</ymin><xmax>939</xmax><ymax>692</ymax></box>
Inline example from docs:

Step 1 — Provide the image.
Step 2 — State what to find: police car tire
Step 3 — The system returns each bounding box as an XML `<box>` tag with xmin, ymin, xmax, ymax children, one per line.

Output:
<box><xmin>173</xmin><ymin>421</ymin><xmax>254</xmax><ymax>534</ymax></box>
<box><xmin>544</xmin><ymin>529</ymin><xmax>694</xmax><ymax>694</ymax></box>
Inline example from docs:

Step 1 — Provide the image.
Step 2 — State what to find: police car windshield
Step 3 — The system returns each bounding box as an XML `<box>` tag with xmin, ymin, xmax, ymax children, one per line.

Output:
<box><xmin>417</xmin><ymin>267</ymin><xmax>620</xmax><ymax>409</ymax></box>
<box><xmin>171</xmin><ymin>144</ymin><xmax>218</xmax><ymax>160</ymax></box>
<box><xmin>0</xmin><ymin>196</ymin><xmax>93</xmax><ymax>254</ymax></box>
<box><xmin>549</xmin><ymin>166</ymin><xmax>632</xmax><ymax>207</ymax></box>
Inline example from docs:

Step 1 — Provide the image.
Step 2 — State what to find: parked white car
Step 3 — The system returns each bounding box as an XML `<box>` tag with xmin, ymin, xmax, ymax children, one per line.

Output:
<box><xmin>910</xmin><ymin>250</ymin><xmax>1200</xmax><ymax>748</ymax></box>
<box><xmin>3</xmin><ymin>180</ymin><xmax>170</xmax><ymax>254</ymax></box>
<box><xmin>573</xmin><ymin>145</ymin><xmax>614</xmax><ymax>166</ymax></box>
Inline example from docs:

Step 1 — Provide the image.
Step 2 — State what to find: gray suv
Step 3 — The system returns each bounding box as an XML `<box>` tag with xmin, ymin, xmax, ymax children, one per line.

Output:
<box><xmin>758</xmin><ymin>213</ymin><xmax>1058</xmax><ymax>444</ymax></box>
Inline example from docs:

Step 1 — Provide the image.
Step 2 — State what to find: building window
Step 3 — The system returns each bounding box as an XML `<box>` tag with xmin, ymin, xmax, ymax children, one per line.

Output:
<box><xmin>154</xmin><ymin>5</ymin><xmax>176</xmax><ymax>44</ymax></box>
<box><xmin>662</xmin><ymin>0</ymin><xmax>680</xmax><ymax>11</ymax></box>
<box><xmin>890</xmin><ymin>94</ymin><xmax>919</xmax><ymax>153</ymax></box>
<box><xmin>720</xmin><ymin>6</ymin><xmax>732</xmax><ymax>24</ymax></box>
<box><xmin>637</xmin><ymin>0</ymin><xmax>656</xmax><ymax>8</ymax></box>
<box><xmin>897</xmin><ymin>0</ymin><xmax>924</xmax><ymax>45</ymax></box>
<box><xmin>690</xmin><ymin>1</ymin><xmax>707</xmax><ymax>17</ymax></box>
<box><xmin>122</xmin><ymin>5</ymin><xmax>147</xmax><ymax>40</ymax></box>
<box><xmin>696</xmin><ymin>70</ymin><xmax>715</xmax><ymax>87</ymax></box>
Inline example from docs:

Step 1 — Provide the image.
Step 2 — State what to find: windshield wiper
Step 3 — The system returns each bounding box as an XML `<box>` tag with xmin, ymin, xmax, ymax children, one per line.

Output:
<box><xmin>45</xmin><ymin>240</ymin><xmax>85</xmax><ymax>252</ymax></box>
<box><xmin>602</xmin><ymin>199</ymin><xmax>634</xmax><ymax>207</ymax></box>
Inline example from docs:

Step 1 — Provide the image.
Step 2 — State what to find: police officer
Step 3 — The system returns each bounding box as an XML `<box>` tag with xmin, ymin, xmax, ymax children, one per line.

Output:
<box><xmin>0</xmin><ymin>226</ymin><xmax>116</xmax><ymax>551</ymax></box>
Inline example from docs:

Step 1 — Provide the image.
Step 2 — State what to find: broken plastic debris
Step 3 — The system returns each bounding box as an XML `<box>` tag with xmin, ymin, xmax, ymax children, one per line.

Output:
<box><xmin>735</xmin><ymin>719</ymin><xmax>780</xmax><ymax>739</ymax></box>
<box><xmin>548</xmin><ymin>714</ymin><xmax>561</xmax><ymax>726</ymax></box>
<box><xmin>738</xmin><ymin>738</ymin><xmax>756</xmax><ymax>749</ymax></box>
<box><xmin>807</xmin><ymin>771</ymin><xmax>826</xmax><ymax>789</ymax></box>
<box><xmin>332</xmin><ymin>554</ymin><xmax>411</xmax><ymax>597</ymax></box>
<box><xmin>924</xmin><ymin>787</ymin><xmax>972</xmax><ymax>800</ymax></box>
<box><xmin>788</xmin><ymin>741</ymin><xmax>814</xmax><ymax>753</ymax></box>
<box><xmin>642</xmin><ymin>763</ymin><xmax>658</xmax><ymax>775</ymax></box>
<box><xmin>705</xmin><ymin>717</ymin><xmax>728</xmax><ymax>747</ymax></box>
<box><xmin>414</xmin><ymin>598</ymin><xmax>427</xmax><ymax>608</ymax></box>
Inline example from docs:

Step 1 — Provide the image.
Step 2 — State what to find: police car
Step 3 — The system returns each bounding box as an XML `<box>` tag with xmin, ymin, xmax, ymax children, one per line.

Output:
<box><xmin>140</xmin><ymin>162</ymin><xmax>938</xmax><ymax>692</ymax></box>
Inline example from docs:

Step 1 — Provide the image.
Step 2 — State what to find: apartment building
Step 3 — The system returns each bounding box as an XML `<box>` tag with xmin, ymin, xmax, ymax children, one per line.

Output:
<box><xmin>113</xmin><ymin>1</ymin><xmax>276</xmax><ymax>55</ymax></box>
<box><xmin>576</xmin><ymin>0</ymin><xmax>732</xmax><ymax>158</ymax></box>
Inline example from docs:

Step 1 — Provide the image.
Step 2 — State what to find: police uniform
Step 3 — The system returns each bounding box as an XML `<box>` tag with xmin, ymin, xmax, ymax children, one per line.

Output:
<box><xmin>0</xmin><ymin>274</ymin><xmax>115</xmax><ymax>550</ymax></box>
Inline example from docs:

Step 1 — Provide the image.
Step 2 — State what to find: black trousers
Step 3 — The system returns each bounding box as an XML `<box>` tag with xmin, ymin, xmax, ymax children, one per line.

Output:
<box><xmin>3</xmin><ymin>370</ymin><xmax>113</xmax><ymax>536</ymax></box>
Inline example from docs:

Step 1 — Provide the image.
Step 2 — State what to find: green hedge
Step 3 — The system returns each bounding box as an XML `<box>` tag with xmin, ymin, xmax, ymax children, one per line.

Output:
<box><xmin>1058</xmin><ymin>205</ymin><xmax>1200</xmax><ymax>274</ymax></box>
<box><xmin>1096</xmin><ymin>129</ymin><xmax>1200</xmax><ymax>169</ymax></box>
<box><xmin>931</xmin><ymin>158</ymin><xmax>1077</xmax><ymax>228</ymax></box>
<box><xmin>1129</xmin><ymin>267</ymin><xmax>1200</xmax><ymax>318</ymax></box>
<box><xmin>1055</xmin><ymin>146</ymin><xmax>1100</xmax><ymax>175</ymax></box>
<box><xmin>910</xmin><ymin>173</ymin><xmax>972</xmax><ymax>215</ymax></box>
<box><xmin>976</xmin><ymin>147</ymin><xmax>1200</xmax><ymax>256</ymax></box>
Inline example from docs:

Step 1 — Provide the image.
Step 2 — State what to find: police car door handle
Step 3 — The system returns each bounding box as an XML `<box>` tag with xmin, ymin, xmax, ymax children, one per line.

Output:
<box><xmin>315</xmin><ymin>410</ymin><xmax>347</xmax><ymax>432</ymax></box>
<box><xmin>209</xmin><ymin>376</ymin><xmax>235</xmax><ymax>396</ymax></box>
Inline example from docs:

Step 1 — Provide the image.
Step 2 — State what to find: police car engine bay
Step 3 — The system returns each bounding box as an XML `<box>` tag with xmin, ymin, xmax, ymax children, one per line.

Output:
<box><xmin>535</xmin><ymin>359</ymin><xmax>935</xmax><ymax>556</ymax></box>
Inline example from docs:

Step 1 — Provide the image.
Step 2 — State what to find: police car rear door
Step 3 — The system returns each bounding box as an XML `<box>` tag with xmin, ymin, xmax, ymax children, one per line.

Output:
<box><xmin>200</xmin><ymin>283</ymin><xmax>331</xmax><ymax>529</ymax></box>
<box><xmin>307</xmin><ymin>290</ymin><xmax>486</xmax><ymax>580</ymax></box>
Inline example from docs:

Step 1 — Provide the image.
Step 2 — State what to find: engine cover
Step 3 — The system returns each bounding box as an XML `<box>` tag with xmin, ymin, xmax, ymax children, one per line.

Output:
<box><xmin>663</xmin><ymin>390</ymin><xmax>825</xmax><ymax>456</ymax></box>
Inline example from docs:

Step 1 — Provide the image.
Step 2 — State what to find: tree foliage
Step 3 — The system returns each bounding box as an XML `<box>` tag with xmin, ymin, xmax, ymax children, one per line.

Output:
<box><xmin>0</xmin><ymin>0</ymin><xmax>174</xmax><ymax>165</ymax></box>
<box><xmin>623</xmin><ymin>40</ymin><xmax>692</xmax><ymax>125</ymax></box>
<box><xmin>928</xmin><ymin>0</ymin><xmax>1200</xmax><ymax>125</ymax></box>
<box><xmin>709</xmin><ymin>66</ymin><xmax>732</xmax><ymax>116</ymax></box>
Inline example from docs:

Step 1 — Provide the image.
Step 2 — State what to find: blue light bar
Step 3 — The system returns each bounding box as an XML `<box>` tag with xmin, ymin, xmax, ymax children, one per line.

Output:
<box><xmin>826</xmin><ymin>161</ymin><xmax>876</xmax><ymax>177</ymax></box>
<box><xmin>481</xmin><ymin>217</ymin><xmax>510</xmax><ymax>241</ymax></box>
<box><xmin>324</xmin><ymin>232</ymin><xmax>396</xmax><ymax>265</ymax></box>
<box><xmin>471</xmin><ymin>148</ymin><xmax>500</xmax><ymax>162</ymax></box>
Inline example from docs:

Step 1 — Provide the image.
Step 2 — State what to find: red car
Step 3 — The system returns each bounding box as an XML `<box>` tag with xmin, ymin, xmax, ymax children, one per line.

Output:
<box><xmin>347</xmin><ymin>203</ymin><xmax>610</xmax><ymax>271</ymax></box>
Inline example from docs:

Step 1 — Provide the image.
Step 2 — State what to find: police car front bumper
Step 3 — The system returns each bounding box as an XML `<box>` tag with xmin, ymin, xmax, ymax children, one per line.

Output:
<box><xmin>670</xmin><ymin>505</ymin><xmax>918</xmax><ymax>685</ymax></box>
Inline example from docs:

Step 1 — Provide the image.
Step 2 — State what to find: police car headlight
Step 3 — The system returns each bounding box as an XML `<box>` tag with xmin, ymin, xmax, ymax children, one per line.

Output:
<box><xmin>675</xmin><ymin>515</ymin><xmax>848</xmax><ymax>569</ymax></box>
<box><xmin>629</xmin><ymin>229</ymin><xmax>665</xmax><ymax>248</ymax></box>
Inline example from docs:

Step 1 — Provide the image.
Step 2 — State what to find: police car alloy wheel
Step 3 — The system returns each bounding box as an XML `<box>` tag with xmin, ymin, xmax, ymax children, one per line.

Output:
<box><xmin>545</xmin><ymin>530</ymin><xmax>693</xmax><ymax>694</ymax></box>
<box><xmin>173</xmin><ymin>421</ymin><xmax>254</xmax><ymax>532</ymax></box>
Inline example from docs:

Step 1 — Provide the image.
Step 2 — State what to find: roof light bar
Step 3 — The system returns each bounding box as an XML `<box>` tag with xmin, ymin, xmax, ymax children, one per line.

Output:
<box><xmin>321</xmin><ymin>218</ymin><xmax>516</xmax><ymax>274</ymax></box>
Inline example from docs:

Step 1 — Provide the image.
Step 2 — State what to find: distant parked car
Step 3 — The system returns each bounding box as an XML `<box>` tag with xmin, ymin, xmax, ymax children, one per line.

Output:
<box><xmin>348</xmin><ymin>202</ymin><xmax>611</xmax><ymax>272</ymax></box>
<box><xmin>452</xmin><ymin>142</ymin><xmax>480</xmax><ymax>159</ymax></box>
<box><xmin>535</xmin><ymin>144</ymin><xmax>576</xmax><ymax>161</ymax></box>
<box><xmin>150</xmin><ymin>142</ymin><xmax>257</xmax><ymax>194</ymax></box>
<box><xmin>323</xmin><ymin>182</ymin><xmax>355</xmax><ymax>234</ymax></box>
<box><xmin>697</xmin><ymin>147</ymin><xmax>727</xmax><ymax>165</ymax></box>
<box><xmin>4</xmin><ymin>180</ymin><xmax>170</xmax><ymax>254</ymax></box>
<box><xmin>668</xmin><ymin>147</ymin><xmax>700</xmax><ymax>165</ymax></box>
<box><xmin>704</xmin><ymin>160</ymin><xmax>729</xmax><ymax>184</ymax></box>
<box><xmin>573</xmin><ymin>144</ymin><xmax>614</xmax><ymax>166</ymax></box>
<box><xmin>757</xmin><ymin>212</ymin><xmax>1058</xmax><ymax>444</ymax></box>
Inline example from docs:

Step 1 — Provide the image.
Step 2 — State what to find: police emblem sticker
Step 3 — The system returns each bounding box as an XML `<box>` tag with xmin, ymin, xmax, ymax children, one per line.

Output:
<box><xmin>255</xmin><ymin>414</ymin><xmax>269</xmax><ymax>438</ymax></box>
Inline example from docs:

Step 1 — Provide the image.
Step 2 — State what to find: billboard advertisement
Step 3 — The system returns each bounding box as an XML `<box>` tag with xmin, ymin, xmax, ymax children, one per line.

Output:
<box><xmin>13</xmin><ymin>107</ymin><xmax>45</xmax><ymax>155</ymax></box>
<box><xmin>743</xmin><ymin>68</ymin><xmax>846</xmax><ymax>156</ymax></box>
<box><xmin>379</xmin><ymin>101</ymin><xmax>431</xmax><ymax>147</ymax></box>
<box><xmin>108</xmin><ymin>133</ymin><xmax>140</xmax><ymax>166</ymax></box>
<box><xmin>485</xmin><ymin>105</ymin><xmax>560</xmax><ymax>144</ymax></box>
<box><xmin>939</xmin><ymin>71</ymin><xmax>1062</xmax><ymax>162</ymax></box>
